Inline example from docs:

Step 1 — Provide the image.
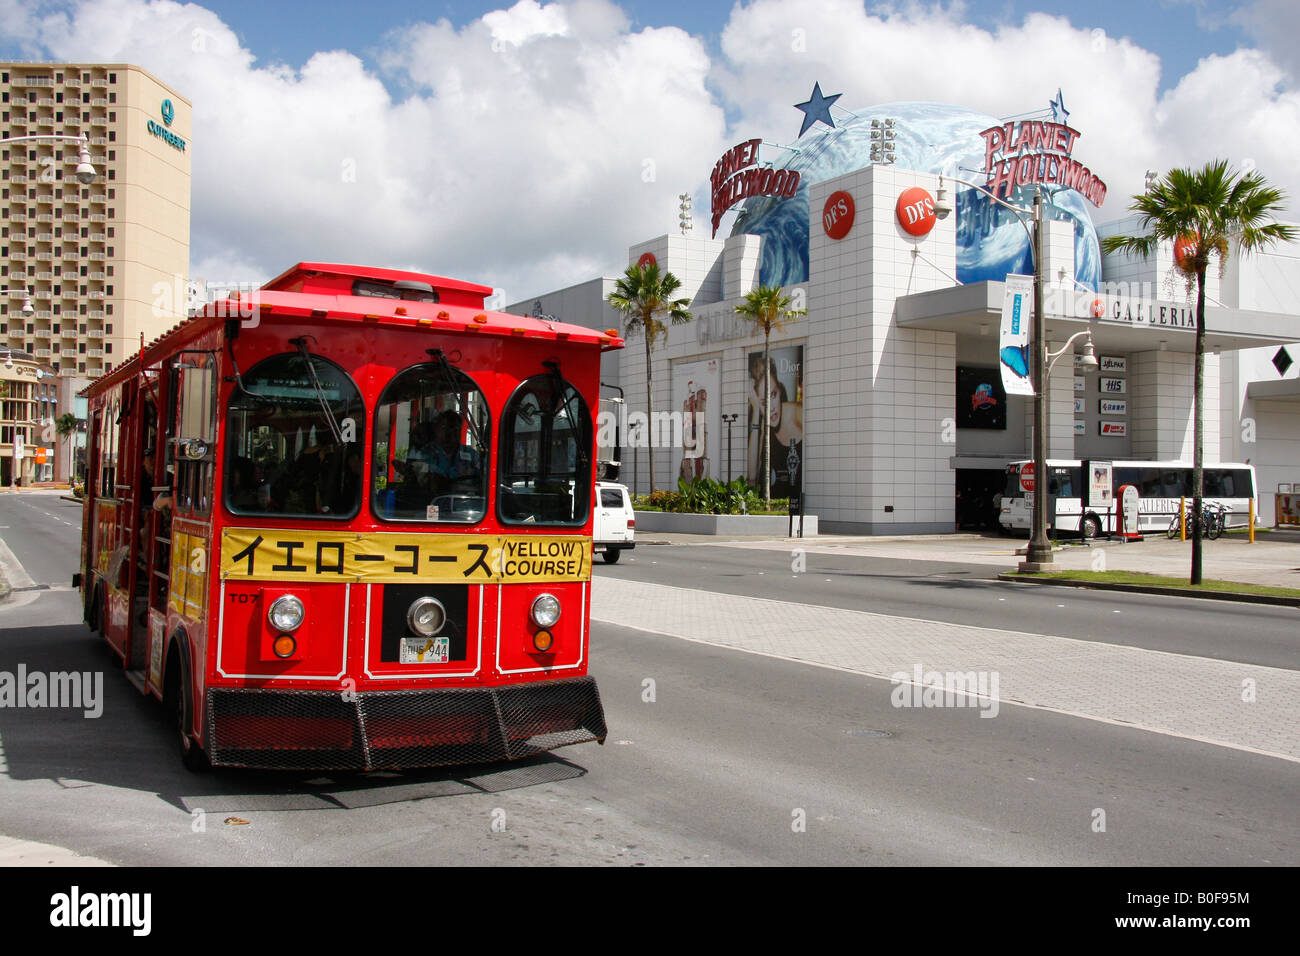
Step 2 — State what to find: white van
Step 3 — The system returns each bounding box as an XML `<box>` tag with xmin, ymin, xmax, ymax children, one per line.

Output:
<box><xmin>594</xmin><ymin>481</ymin><xmax>635</xmax><ymax>564</ymax></box>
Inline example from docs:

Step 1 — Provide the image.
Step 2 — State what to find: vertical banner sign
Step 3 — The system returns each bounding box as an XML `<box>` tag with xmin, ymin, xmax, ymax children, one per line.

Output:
<box><xmin>999</xmin><ymin>275</ymin><xmax>1034</xmax><ymax>396</ymax></box>
<box><xmin>1088</xmin><ymin>460</ymin><xmax>1113</xmax><ymax>509</ymax></box>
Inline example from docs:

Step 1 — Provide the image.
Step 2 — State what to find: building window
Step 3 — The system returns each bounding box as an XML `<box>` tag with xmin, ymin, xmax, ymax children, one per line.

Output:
<box><xmin>108</xmin><ymin>92</ymin><xmax>115</xmax><ymax>103</ymax></box>
<box><xmin>108</xmin><ymin>150</ymin><xmax>115</xmax><ymax>161</ymax></box>
<box><xmin>107</xmin><ymin>111</ymin><xmax>115</xmax><ymax>122</ymax></box>
<box><xmin>107</xmin><ymin>131</ymin><xmax>115</xmax><ymax>142</ymax></box>
<box><xmin>105</xmin><ymin>344</ymin><xmax>111</xmax><ymax>354</ymax></box>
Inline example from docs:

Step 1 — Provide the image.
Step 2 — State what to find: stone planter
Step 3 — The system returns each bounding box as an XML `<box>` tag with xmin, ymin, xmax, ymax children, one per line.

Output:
<box><xmin>634</xmin><ymin>510</ymin><xmax>817</xmax><ymax>536</ymax></box>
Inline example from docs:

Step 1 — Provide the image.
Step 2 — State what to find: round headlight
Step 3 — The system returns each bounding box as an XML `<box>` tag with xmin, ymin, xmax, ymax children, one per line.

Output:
<box><xmin>267</xmin><ymin>594</ymin><xmax>305</xmax><ymax>632</ymax></box>
<box><xmin>407</xmin><ymin>596</ymin><xmax>446</xmax><ymax>637</ymax></box>
<box><xmin>530</xmin><ymin>593</ymin><xmax>561</xmax><ymax>629</ymax></box>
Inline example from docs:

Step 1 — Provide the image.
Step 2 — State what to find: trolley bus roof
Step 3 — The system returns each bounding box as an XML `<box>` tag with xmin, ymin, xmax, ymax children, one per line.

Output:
<box><xmin>87</xmin><ymin>262</ymin><xmax>625</xmax><ymax>393</ymax></box>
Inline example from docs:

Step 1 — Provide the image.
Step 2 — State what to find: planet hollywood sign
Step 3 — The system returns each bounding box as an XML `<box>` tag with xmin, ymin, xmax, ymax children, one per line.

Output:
<box><xmin>980</xmin><ymin>120</ymin><xmax>1105</xmax><ymax>206</ymax></box>
<box><xmin>709</xmin><ymin>138</ymin><xmax>801</xmax><ymax>237</ymax></box>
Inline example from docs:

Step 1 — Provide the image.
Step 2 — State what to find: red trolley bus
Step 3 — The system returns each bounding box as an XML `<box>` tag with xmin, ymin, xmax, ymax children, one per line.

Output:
<box><xmin>75</xmin><ymin>262</ymin><xmax>622</xmax><ymax>771</ymax></box>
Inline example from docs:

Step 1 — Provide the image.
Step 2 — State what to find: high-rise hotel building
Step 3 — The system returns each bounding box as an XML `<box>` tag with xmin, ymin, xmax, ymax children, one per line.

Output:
<box><xmin>0</xmin><ymin>62</ymin><xmax>190</xmax><ymax>482</ymax></box>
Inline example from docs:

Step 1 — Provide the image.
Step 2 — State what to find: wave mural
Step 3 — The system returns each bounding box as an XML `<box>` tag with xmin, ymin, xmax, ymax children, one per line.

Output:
<box><xmin>728</xmin><ymin>102</ymin><xmax>1102</xmax><ymax>292</ymax></box>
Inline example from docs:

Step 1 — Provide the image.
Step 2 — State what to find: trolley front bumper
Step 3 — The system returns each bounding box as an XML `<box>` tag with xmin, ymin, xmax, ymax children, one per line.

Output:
<box><xmin>206</xmin><ymin>676</ymin><xmax>607</xmax><ymax>771</ymax></box>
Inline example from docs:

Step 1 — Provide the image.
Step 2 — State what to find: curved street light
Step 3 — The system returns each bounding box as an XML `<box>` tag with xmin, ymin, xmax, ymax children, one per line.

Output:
<box><xmin>2</xmin><ymin>289</ymin><xmax>36</xmax><ymax>318</ymax></box>
<box><xmin>1</xmin><ymin>133</ymin><xmax>97</xmax><ymax>184</ymax></box>
<box><xmin>933</xmin><ymin>174</ymin><xmax>1089</xmax><ymax>571</ymax></box>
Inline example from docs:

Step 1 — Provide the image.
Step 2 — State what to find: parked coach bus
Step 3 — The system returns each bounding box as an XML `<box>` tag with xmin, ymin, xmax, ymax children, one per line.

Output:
<box><xmin>998</xmin><ymin>459</ymin><xmax>1257</xmax><ymax>539</ymax></box>
<box><xmin>75</xmin><ymin>262</ymin><xmax>623</xmax><ymax>771</ymax></box>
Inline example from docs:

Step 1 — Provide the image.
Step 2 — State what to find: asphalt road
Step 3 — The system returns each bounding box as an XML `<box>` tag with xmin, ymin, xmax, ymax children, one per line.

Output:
<box><xmin>605</xmin><ymin>541</ymin><xmax>1300</xmax><ymax>670</ymax></box>
<box><xmin>0</xmin><ymin>494</ymin><xmax>1295</xmax><ymax>866</ymax></box>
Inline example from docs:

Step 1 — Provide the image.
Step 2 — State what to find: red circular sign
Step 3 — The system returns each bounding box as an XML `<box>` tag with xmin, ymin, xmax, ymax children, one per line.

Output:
<box><xmin>822</xmin><ymin>190</ymin><xmax>855</xmax><ymax>240</ymax></box>
<box><xmin>1173</xmin><ymin>233</ymin><xmax>1198</xmax><ymax>273</ymax></box>
<box><xmin>895</xmin><ymin>187</ymin><xmax>936</xmax><ymax>237</ymax></box>
<box><xmin>1091</xmin><ymin>297</ymin><xmax>1106</xmax><ymax>318</ymax></box>
<box><xmin>1020</xmin><ymin>462</ymin><xmax>1035</xmax><ymax>493</ymax></box>
<box><xmin>637</xmin><ymin>252</ymin><xmax>657</xmax><ymax>269</ymax></box>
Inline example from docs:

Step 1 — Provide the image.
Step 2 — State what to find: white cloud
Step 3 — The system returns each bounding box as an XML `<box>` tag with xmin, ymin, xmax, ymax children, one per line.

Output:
<box><xmin>711</xmin><ymin>0</ymin><xmax>1300</xmax><ymax>222</ymax></box>
<box><xmin>4</xmin><ymin>0</ymin><xmax>726</xmax><ymax>299</ymax></box>
<box><xmin>1</xmin><ymin>0</ymin><xmax>1296</xmax><ymax>301</ymax></box>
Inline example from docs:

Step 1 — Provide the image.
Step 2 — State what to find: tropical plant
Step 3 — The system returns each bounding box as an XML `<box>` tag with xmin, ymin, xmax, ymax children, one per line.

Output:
<box><xmin>1100</xmin><ymin>160</ymin><xmax>1296</xmax><ymax>584</ymax></box>
<box><xmin>606</xmin><ymin>262</ymin><xmax>691</xmax><ymax>493</ymax></box>
<box><xmin>734</xmin><ymin>285</ymin><xmax>806</xmax><ymax>507</ymax></box>
<box><xmin>55</xmin><ymin>412</ymin><xmax>78</xmax><ymax>484</ymax></box>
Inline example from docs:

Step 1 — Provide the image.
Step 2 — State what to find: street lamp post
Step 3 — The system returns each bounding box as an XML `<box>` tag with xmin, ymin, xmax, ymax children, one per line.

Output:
<box><xmin>1</xmin><ymin>134</ymin><xmax>97</xmax><ymax>184</ymax></box>
<box><xmin>722</xmin><ymin>413</ymin><xmax>738</xmax><ymax>482</ymax></box>
<box><xmin>934</xmin><ymin>176</ymin><xmax>1095</xmax><ymax>571</ymax></box>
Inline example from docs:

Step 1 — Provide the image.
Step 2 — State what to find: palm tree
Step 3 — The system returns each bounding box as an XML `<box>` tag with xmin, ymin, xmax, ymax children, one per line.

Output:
<box><xmin>1101</xmin><ymin>160</ymin><xmax>1296</xmax><ymax>584</ymax></box>
<box><xmin>606</xmin><ymin>262</ymin><xmax>692</xmax><ymax>493</ymax></box>
<box><xmin>55</xmin><ymin>412</ymin><xmax>78</xmax><ymax>483</ymax></box>
<box><xmin>734</xmin><ymin>285</ymin><xmax>806</xmax><ymax>507</ymax></box>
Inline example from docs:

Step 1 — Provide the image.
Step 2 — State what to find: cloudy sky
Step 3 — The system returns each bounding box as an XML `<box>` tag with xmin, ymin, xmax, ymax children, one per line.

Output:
<box><xmin>1</xmin><ymin>0</ymin><xmax>1296</xmax><ymax>302</ymax></box>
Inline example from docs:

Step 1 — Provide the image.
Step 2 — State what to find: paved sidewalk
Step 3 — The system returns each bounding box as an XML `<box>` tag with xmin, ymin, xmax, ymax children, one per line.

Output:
<box><xmin>592</xmin><ymin>577</ymin><xmax>1300</xmax><ymax>762</ymax></box>
<box><xmin>0</xmin><ymin>835</ymin><xmax>114</xmax><ymax>867</ymax></box>
<box><xmin>648</xmin><ymin>529</ymin><xmax>1300</xmax><ymax>590</ymax></box>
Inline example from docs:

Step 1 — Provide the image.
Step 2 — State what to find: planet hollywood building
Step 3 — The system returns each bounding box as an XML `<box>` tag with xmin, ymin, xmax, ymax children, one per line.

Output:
<box><xmin>511</xmin><ymin>89</ymin><xmax>1300</xmax><ymax>531</ymax></box>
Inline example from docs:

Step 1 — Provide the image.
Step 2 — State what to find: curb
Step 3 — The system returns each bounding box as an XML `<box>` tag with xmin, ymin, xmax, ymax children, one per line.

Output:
<box><xmin>996</xmin><ymin>572</ymin><xmax>1300</xmax><ymax>608</ymax></box>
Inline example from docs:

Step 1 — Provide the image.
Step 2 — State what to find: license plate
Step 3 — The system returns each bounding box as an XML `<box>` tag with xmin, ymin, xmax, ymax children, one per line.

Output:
<box><xmin>400</xmin><ymin>636</ymin><xmax>449</xmax><ymax>664</ymax></box>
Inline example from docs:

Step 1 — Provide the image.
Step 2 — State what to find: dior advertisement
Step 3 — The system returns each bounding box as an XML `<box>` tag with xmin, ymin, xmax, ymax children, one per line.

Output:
<box><xmin>747</xmin><ymin>345</ymin><xmax>804</xmax><ymax>498</ymax></box>
<box><xmin>671</xmin><ymin>358</ymin><xmax>721</xmax><ymax>482</ymax></box>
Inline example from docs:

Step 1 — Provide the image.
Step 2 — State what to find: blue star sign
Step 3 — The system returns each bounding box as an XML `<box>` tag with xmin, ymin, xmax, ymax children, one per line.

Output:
<box><xmin>794</xmin><ymin>82</ymin><xmax>841</xmax><ymax>138</ymax></box>
<box><xmin>1049</xmin><ymin>89</ymin><xmax>1069</xmax><ymax>124</ymax></box>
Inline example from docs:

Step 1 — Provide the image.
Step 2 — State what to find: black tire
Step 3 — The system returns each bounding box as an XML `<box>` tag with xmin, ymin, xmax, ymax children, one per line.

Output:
<box><xmin>87</xmin><ymin>586</ymin><xmax>102</xmax><ymax>634</ymax></box>
<box><xmin>1207</xmin><ymin>514</ymin><xmax>1223</xmax><ymax>540</ymax></box>
<box><xmin>1080</xmin><ymin>515</ymin><xmax>1101</xmax><ymax>541</ymax></box>
<box><xmin>601</xmin><ymin>548</ymin><xmax>621</xmax><ymax>565</ymax></box>
<box><xmin>1167</xmin><ymin>516</ymin><xmax>1180</xmax><ymax>540</ymax></box>
<box><xmin>165</xmin><ymin>651</ymin><xmax>210</xmax><ymax>773</ymax></box>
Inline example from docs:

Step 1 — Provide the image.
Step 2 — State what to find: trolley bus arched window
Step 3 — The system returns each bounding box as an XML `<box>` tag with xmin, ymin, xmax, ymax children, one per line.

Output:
<box><xmin>498</xmin><ymin>373</ymin><xmax>592</xmax><ymax>526</ymax></box>
<box><xmin>372</xmin><ymin>363</ymin><xmax>490</xmax><ymax>523</ymax></box>
<box><xmin>224</xmin><ymin>352</ymin><xmax>364</xmax><ymax>518</ymax></box>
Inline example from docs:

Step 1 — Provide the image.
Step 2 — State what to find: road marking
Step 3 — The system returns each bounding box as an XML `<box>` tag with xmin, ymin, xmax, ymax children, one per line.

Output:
<box><xmin>0</xmin><ymin>536</ymin><xmax>36</xmax><ymax>590</ymax></box>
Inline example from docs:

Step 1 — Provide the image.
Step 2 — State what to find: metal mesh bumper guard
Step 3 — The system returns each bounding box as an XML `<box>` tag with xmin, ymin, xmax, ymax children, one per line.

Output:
<box><xmin>206</xmin><ymin>677</ymin><xmax>607</xmax><ymax>771</ymax></box>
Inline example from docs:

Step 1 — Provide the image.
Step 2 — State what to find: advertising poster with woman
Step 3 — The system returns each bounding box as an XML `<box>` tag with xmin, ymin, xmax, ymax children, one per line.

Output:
<box><xmin>671</xmin><ymin>358</ymin><xmax>720</xmax><ymax>482</ymax></box>
<box><xmin>747</xmin><ymin>345</ymin><xmax>804</xmax><ymax>498</ymax></box>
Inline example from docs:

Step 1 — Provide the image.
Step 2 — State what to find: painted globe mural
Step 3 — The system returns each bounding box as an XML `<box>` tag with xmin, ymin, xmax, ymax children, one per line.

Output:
<box><xmin>729</xmin><ymin>101</ymin><xmax>1102</xmax><ymax>292</ymax></box>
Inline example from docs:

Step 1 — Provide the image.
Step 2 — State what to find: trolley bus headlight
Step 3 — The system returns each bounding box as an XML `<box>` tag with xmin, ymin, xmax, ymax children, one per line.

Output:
<box><xmin>530</xmin><ymin>593</ymin><xmax>561</xmax><ymax>628</ymax></box>
<box><xmin>407</xmin><ymin>597</ymin><xmax>447</xmax><ymax>637</ymax></box>
<box><xmin>267</xmin><ymin>595</ymin><xmax>306</xmax><ymax>632</ymax></box>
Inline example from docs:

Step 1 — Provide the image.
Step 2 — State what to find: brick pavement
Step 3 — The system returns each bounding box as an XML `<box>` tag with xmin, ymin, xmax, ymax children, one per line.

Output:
<box><xmin>592</xmin><ymin>577</ymin><xmax>1300</xmax><ymax>762</ymax></box>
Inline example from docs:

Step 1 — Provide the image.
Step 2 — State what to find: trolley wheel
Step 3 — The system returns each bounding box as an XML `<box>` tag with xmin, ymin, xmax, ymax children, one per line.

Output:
<box><xmin>601</xmin><ymin>548</ymin><xmax>621</xmax><ymax>565</ymax></box>
<box><xmin>1080</xmin><ymin>515</ymin><xmax>1101</xmax><ymax>541</ymax></box>
<box><xmin>165</xmin><ymin>655</ymin><xmax>210</xmax><ymax>773</ymax></box>
<box><xmin>87</xmin><ymin>586</ymin><xmax>103</xmax><ymax>635</ymax></box>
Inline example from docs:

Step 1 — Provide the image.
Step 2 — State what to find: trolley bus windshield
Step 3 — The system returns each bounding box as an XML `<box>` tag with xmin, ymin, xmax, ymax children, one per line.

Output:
<box><xmin>224</xmin><ymin>352</ymin><xmax>365</xmax><ymax>518</ymax></box>
<box><xmin>373</xmin><ymin>363</ymin><xmax>490</xmax><ymax>523</ymax></box>
<box><xmin>498</xmin><ymin>373</ymin><xmax>593</xmax><ymax>526</ymax></box>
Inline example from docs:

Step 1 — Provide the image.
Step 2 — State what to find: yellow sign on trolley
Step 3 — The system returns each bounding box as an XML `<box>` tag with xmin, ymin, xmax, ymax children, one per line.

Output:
<box><xmin>220</xmin><ymin>528</ymin><xmax>591</xmax><ymax>584</ymax></box>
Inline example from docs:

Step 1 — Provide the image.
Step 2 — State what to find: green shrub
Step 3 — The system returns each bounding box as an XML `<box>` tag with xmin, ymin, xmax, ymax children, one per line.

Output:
<box><xmin>632</xmin><ymin>477</ymin><xmax>789</xmax><ymax>515</ymax></box>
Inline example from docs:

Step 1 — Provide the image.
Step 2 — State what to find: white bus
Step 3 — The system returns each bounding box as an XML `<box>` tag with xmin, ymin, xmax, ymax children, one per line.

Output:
<box><xmin>997</xmin><ymin>459</ymin><xmax>1258</xmax><ymax>539</ymax></box>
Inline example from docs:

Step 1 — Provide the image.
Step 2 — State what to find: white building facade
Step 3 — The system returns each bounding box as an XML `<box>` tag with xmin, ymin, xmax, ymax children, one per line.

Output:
<box><xmin>512</xmin><ymin>102</ymin><xmax>1300</xmax><ymax>532</ymax></box>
